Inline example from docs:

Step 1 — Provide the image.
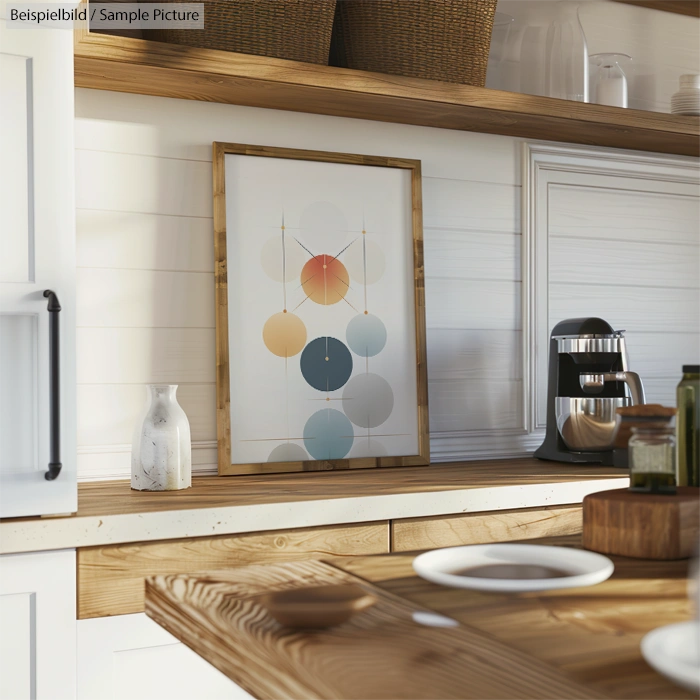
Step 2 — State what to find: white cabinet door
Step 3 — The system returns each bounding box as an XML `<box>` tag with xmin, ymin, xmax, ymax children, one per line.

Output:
<box><xmin>0</xmin><ymin>5</ymin><xmax>77</xmax><ymax>516</ymax></box>
<box><xmin>0</xmin><ymin>549</ymin><xmax>76</xmax><ymax>700</ymax></box>
<box><xmin>78</xmin><ymin>613</ymin><xmax>254</xmax><ymax>700</ymax></box>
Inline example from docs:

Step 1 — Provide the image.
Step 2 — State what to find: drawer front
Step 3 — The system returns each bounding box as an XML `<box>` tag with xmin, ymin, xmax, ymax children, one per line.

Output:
<box><xmin>391</xmin><ymin>506</ymin><xmax>582</xmax><ymax>552</ymax></box>
<box><xmin>78</xmin><ymin>522</ymin><xmax>388</xmax><ymax>619</ymax></box>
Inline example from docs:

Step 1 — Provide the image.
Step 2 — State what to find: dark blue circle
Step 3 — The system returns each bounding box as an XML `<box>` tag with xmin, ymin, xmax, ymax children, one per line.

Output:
<box><xmin>300</xmin><ymin>337</ymin><xmax>353</xmax><ymax>392</ymax></box>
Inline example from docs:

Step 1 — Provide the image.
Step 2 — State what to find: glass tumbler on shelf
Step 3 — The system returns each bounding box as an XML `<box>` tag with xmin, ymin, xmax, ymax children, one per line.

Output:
<box><xmin>629</xmin><ymin>421</ymin><xmax>677</xmax><ymax>495</ymax></box>
<box><xmin>545</xmin><ymin>1</ymin><xmax>589</xmax><ymax>102</ymax></box>
<box><xmin>590</xmin><ymin>53</ymin><xmax>631</xmax><ymax>108</ymax></box>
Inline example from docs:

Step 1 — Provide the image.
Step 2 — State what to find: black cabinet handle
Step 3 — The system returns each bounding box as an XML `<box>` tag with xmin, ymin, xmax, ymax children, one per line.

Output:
<box><xmin>43</xmin><ymin>290</ymin><xmax>62</xmax><ymax>481</ymax></box>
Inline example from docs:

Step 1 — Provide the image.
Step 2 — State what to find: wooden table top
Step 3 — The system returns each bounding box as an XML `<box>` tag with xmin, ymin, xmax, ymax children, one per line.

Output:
<box><xmin>145</xmin><ymin>535</ymin><xmax>695</xmax><ymax>700</ymax></box>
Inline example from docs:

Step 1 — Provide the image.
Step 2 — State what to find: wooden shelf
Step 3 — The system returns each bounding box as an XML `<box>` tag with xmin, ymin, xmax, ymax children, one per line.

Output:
<box><xmin>613</xmin><ymin>0</ymin><xmax>700</xmax><ymax>18</ymax></box>
<box><xmin>74</xmin><ymin>31</ymin><xmax>700</xmax><ymax>156</ymax></box>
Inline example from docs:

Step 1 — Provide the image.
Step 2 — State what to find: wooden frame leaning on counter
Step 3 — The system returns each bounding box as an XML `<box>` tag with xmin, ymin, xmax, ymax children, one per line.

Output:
<box><xmin>213</xmin><ymin>143</ymin><xmax>429</xmax><ymax>476</ymax></box>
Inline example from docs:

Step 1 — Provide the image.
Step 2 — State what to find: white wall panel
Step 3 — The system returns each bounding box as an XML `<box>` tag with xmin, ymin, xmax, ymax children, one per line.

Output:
<box><xmin>77</xmin><ymin>328</ymin><xmax>216</xmax><ymax>384</ymax></box>
<box><xmin>624</xmin><ymin>332</ymin><xmax>700</xmax><ymax>376</ymax></box>
<box><xmin>77</xmin><ymin>383</ymin><xmax>216</xmax><ymax>447</ymax></box>
<box><xmin>76</xmin><ymin>150</ymin><xmax>212</xmax><ymax>217</ymax></box>
<box><xmin>423</xmin><ymin>178</ymin><xmax>521</xmax><ymax>233</ymax></box>
<box><xmin>427</xmin><ymin>330</ymin><xmax>522</xmax><ymax>381</ymax></box>
<box><xmin>429</xmin><ymin>379</ymin><xmax>522</xmax><ymax>433</ymax></box>
<box><xmin>424</xmin><ymin>229</ymin><xmax>520</xmax><ymax>281</ymax></box>
<box><xmin>426</xmin><ymin>279</ymin><xmax>521</xmax><ymax>331</ymax></box>
<box><xmin>77</xmin><ymin>209</ymin><xmax>214</xmax><ymax>272</ymax></box>
<box><xmin>77</xmin><ymin>268</ymin><xmax>215</xmax><ymax>328</ymax></box>
<box><xmin>75</xmin><ymin>89</ymin><xmax>522</xmax><ymax>184</ymax></box>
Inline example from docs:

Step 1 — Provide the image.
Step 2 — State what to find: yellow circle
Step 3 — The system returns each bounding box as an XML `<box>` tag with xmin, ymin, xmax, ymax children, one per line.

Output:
<box><xmin>263</xmin><ymin>312</ymin><xmax>307</xmax><ymax>358</ymax></box>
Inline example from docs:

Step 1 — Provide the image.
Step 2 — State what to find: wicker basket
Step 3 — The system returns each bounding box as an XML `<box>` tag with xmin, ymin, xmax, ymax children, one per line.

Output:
<box><xmin>145</xmin><ymin>0</ymin><xmax>337</xmax><ymax>65</ymax></box>
<box><xmin>331</xmin><ymin>0</ymin><xmax>498</xmax><ymax>85</ymax></box>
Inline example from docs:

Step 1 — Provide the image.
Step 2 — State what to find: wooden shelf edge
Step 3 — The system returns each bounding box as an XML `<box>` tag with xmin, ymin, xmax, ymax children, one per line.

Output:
<box><xmin>74</xmin><ymin>31</ymin><xmax>700</xmax><ymax>157</ymax></box>
<box><xmin>612</xmin><ymin>0</ymin><xmax>700</xmax><ymax>18</ymax></box>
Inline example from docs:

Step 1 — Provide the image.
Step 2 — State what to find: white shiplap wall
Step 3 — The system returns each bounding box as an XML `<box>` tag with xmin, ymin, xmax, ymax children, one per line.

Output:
<box><xmin>74</xmin><ymin>88</ymin><xmax>524</xmax><ymax>479</ymax></box>
<box><xmin>76</xmin><ymin>90</ymin><xmax>700</xmax><ymax>479</ymax></box>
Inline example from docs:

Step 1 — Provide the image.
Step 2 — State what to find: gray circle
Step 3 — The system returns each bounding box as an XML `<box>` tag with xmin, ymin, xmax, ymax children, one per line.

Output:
<box><xmin>342</xmin><ymin>373</ymin><xmax>394</xmax><ymax>429</ymax></box>
<box><xmin>349</xmin><ymin>438</ymin><xmax>388</xmax><ymax>458</ymax></box>
<box><xmin>267</xmin><ymin>443</ymin><xmax>308</xmax><ymax>463</ymax></box>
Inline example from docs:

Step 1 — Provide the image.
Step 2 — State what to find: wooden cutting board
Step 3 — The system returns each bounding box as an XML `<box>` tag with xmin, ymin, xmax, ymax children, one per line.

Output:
<box><xmin>583</xmin><ymin>487</ymin><xmax>699</xmax><ymax>559</ymax></box>
<box><xmin>145</xmin><ymin>559</ymin><xmax>609</xmax><ymax>700</ymax></box>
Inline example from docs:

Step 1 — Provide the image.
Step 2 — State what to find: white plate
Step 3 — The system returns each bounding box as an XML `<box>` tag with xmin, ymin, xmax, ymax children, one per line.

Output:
<box><xmin>641</xmin><ymin>621</ymin><xmax>700</xmax><ymax>693</ymax></box>
<box><xmin>412</xmin><ymin>544</ymin><xmax>614</xmax><ymax>592</ymax></box>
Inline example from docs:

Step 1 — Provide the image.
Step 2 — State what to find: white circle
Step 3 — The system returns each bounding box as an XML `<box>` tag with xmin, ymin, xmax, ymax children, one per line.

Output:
<box><xmin>260</xmin><ymin>235</ymin><xmax>306</xmax><ymax>283</ymax></box>
<box><xmin>343</xmin><ymin>238</ymin><xmax>386</xmax><ymax>285</ymax></box>
<box><xmin>299</xmin><ymin>201</ymin><xmax>348</xmax><ymax>255</ymax></box>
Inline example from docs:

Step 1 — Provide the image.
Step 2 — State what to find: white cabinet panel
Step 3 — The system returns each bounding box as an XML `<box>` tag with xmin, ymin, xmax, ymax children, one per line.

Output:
<box><xmin>0</xmin><ymin>53</ymin><xmax>32</xmax><ymax>283</ymax></box>
<box><xmin>550</xmin><ymin>238</ymin><xmax>700</xmax><ymax>289</ymax></box>
<box><xmin>78</xmin><ymin>613</ymin><xmax>252</xmax><ymax>700</ymax></box>
<box><xmin>0</xmin><ymin>593</ymin><xmax>33</xmax><ymax>700</ymax></box>
<box><xmin>0</xmin><ymin>315</ymin><xmax>38</xmax><ymax>473</ymax></box>
<box><xmin>525</xmin><ymin>144</ymin><xmax>700</xmax><ymax>430</ymax></box>
<box><xmin>0</xmin><ymin>15</ymin><xmax>76</xmax><ymax>516</ymax></box>
<box><xmin>0</xmin><ymin>550</ymin><xmax>76</xmax><ymax>700</ymax></box>
<box><xmin>548</xmin><ymin>186</ymin><xmax>700</xmax><ymax>246</ymax></box>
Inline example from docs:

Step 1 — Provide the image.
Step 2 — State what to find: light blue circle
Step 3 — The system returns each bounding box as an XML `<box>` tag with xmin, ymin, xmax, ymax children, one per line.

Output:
<box><xmin>346</xmin><ymin>313</ymin><xmax>387</xmax><ymax>358</ymax></box>
<box><xmin>303</xmin><ymin>409</ymin><xmax>354</xmax><ymax>460</ymax></box>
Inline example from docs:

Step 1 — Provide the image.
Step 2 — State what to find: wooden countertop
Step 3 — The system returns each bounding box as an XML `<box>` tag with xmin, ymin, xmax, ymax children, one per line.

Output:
<box><xmin>145</xmin><ymin>535</ymin><xmax>694</xmax><ymax>700</ymax></box>
<box><xmin>0</xmin><ymin>458</ymin><xmax>628</xmax><ymax>554</ymax></box>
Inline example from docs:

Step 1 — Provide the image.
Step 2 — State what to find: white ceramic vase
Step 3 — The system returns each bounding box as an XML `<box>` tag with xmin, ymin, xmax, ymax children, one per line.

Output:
<box><xmin>671</xmin><ymin>74</ymin><xmax>700</xmax><ymax>116</ymax></box>
<box><xmin>131</xmin><ymin>384</ymin><xmax>192</xmax><ymax>491</ymax></box>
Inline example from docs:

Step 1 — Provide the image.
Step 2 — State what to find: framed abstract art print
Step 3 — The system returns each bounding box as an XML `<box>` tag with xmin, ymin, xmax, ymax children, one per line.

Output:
<box><xmin>213</xmin><ymin>143</ymin><xmax>429</xmax><ymax>475</ymax></box>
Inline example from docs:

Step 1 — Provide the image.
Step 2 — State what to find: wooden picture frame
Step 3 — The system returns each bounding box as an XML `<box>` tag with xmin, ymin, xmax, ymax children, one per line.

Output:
<box><xmin>213</xmin><ymin>142</ymin><xmax>429</xmax><ymax>475</ymax></box>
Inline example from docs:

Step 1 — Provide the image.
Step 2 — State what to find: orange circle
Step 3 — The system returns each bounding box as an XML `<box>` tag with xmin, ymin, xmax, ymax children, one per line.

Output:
<box><xmin>262</xmin><ymin>312</ymin><xmax>307</xmax><ymax>358</ymax></box>
<box><xmin>301</xmin><ymin>255</ymin><xmax>349</xmax><ymax>306</ymax></box>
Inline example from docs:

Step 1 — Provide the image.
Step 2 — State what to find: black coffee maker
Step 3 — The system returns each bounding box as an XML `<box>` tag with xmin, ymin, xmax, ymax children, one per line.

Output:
<box><xmin>535</xmin><ymin>317</ymin><xmax>645</xmax><ymax>466</ymax></box>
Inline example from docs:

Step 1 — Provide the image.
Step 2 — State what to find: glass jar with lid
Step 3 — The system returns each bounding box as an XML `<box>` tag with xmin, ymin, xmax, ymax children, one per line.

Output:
<box><xmin>677</xmin><ymin>365</ymin><xmax>699</xmax><ymax>487</ymax></box>
<box><xmin>629</xmin><ymin>420</ymin><xmax>676</xmax><ymax>494</ymax></box>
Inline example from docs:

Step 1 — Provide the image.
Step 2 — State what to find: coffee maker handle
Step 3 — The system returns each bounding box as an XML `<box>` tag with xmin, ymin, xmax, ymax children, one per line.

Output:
<box><xmin>613</xmin><ymin>371</ymin><xmax>645</xmax><ymax>405</ymax></box>
<box><xmin>579</xmin><ymin>371</ymin><xmax>646</xmax><ymax>405</ymax></box>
